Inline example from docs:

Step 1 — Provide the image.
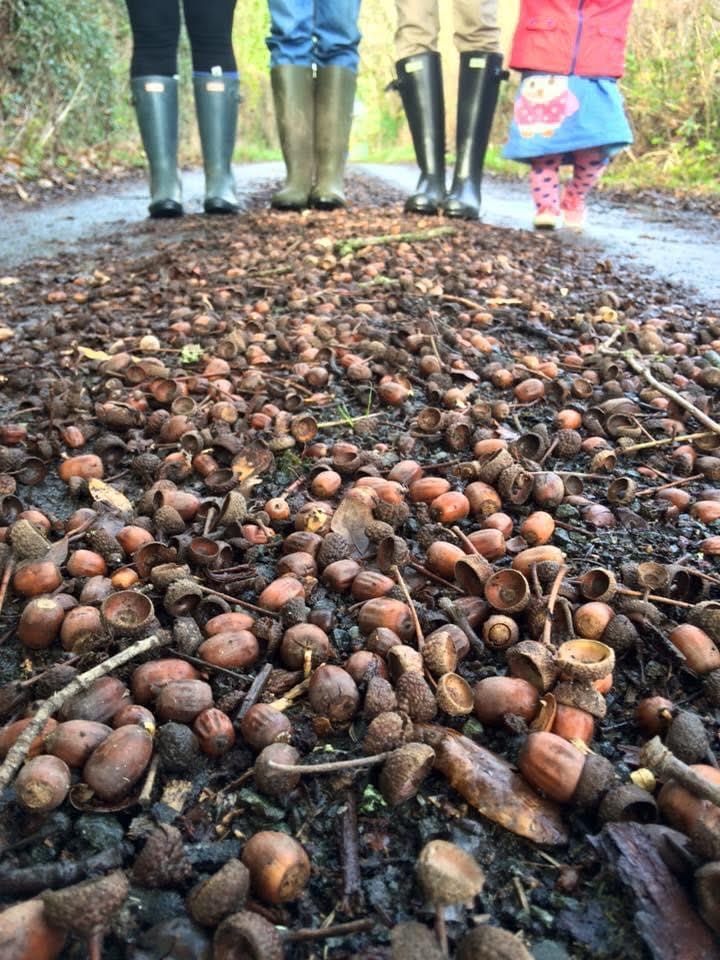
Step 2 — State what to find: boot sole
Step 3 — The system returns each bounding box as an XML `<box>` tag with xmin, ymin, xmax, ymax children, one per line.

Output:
<box><xmin>149</xmin><ymin>200</ymin><xmax>183</xmax><ymax>219</ymax></box>
<box><xmin>204</xmin><ymin>199</ymin><xmax>238</xmax><ymax>215</ymax></box>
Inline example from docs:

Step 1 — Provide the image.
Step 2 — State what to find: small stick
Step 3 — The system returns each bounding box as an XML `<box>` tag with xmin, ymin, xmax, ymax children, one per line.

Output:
<box><xmin>339</xmin><ymin>788</ymin><xmax>364</xmax><ymax>914</ymax></box>
<box><xmin>284</xmin><ymin>918</ymin><xmax>375</xmax><ymax>943</ymax></box>
<box><xmin>623</xmin><ymin>352</ymin><xmax>720</xmax><ymax>435</ymax></box>
<box><xmin>408</xmin><ymin>560</ymin><xmax>463</xmax><ymax>593</ymax></box>
<box><xmin>236</xmin><ymin>663</ymin><xmax>273</xmax><ymax>721</ymax></box>
<box><xmin>542</xmin><ymin>564</ymin><xmax>569</xmax><ymax>646</ymax></box>
<box><xmin>269</xmin><ymin>677</ymin><xmax>310</xmax><ymax>712</ymax></box>
<box><xmin>335</xmin><ymin>226</ymin><xmax>455</xmax><ymax>257</ymax></box>
<box><xmin>267</xmin><ymin>752</ymin><xmax>390</xmax><ymax>775</ymax></box>
<box><xmin>167</xmin><ymin>647</ymin><xmax>249</xmax><ymax>684</ymax></box>
<box><xmin>616</xmin><ymin>430</ymin><xmax>715</xmax><ymax>455</ymax></box>
<box><xmin>0</xmin><ymin>633</ymin><xmax>170</xmax><ymax>791</ymax></box>
<box><xmin>450</xmin><ymin>525</ymin><xmax>480</xmax><ymax>555</ymax></box>
<box><xmin>439</xmin><ymin>293</ymin><xmax>486</xmax><ymax>312</ymax></box>
<box><xmin>0</xmin><ymin>560</ymin><xmax>15</xmax><ymax>618</ymax></box>
<box><xmin>598</xmin><ymin>326</ymin><xmax>624</xmax><ymax>352</ymax></box>
<box><xmin>616</xmin><ymin>586</ymin><xmax>693</xmax><ymax>609</ymax></box>
<box><xmin>203</xmin><ymin>507</ymin><xmax>218</xmax><ymax>536</ymax></box>
<box><xmin>641</xmin><ymin>737</ymin><xmax>720</xmax><ymax>807</ymax></box>
<box><xmin>138</xmin><ymin>754</ymin><xmax>160</xmax><ymax>809</ymax></box>
<box><xmin>438</xmin><ymin>596</ymin><xmax>484</xmax><ymax>657</ymax></box>
<box><xmin>391</xmin><ymin>564</ymin><xmax>424</xmax><ymax>648</ymax></box>
<box><xmin>198</xmin><ymin>585</ymin><xmax>279</xmax><ymax>618</ymax></box>
<box><xmin>636</xmin><ymin>474</ymin><xmax>703</xmax><ymax>497</ymax></box>
<box><xmin>435</xmin><ymin>909</ymin><xmax>448</xmax><ymax>957</ymax></box>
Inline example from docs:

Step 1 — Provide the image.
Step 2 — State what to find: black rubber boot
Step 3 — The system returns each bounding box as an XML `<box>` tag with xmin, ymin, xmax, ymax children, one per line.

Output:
<box><xmin>444</xmin><ymin>51</ymin><xmax>506</xmax><ymax>220</ymax></box>
<box><xmin>131</xmin><ymin>76</ymin><xmax>183</xmax><ymax>218</ymax></box>
<box><xmin>395</xmin><ymin>52</ymin><xmax>445</xmax><ymax>214</ymax></box>
<box><xmin>193</xmin><ymin>73</ymin><xmax>239</xmax><ymax>214</ymax></box>
<box><xmin>310</xmin><ymin>66</ymin><xmax>357</xmax><ymax>209</ymax></box>
<box><xmin>270</xmin><ymin>65</ymin><xmax>314</xmax><ymax>210</ymax></box>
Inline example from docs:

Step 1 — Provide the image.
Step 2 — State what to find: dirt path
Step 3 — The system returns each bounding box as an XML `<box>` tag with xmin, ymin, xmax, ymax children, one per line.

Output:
<box><xmin>1</xmin><ymin>161</ymin><xmax>719</xmax><ymax>305</ymax></box>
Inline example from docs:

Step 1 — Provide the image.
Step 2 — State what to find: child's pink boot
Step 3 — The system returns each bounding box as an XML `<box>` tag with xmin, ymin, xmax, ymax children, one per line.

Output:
<box><xmin>533</xmin><ymin>207</ymin><xmax>561</xmax><ymax>230</ymax></box>
<box><xmin>561</xmin><ymin>191</ymin><xmax>586</xmax><ymax>230</ymax></box>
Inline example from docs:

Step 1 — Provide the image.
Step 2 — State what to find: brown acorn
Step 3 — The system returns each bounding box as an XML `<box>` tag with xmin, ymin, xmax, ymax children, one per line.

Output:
<box><xmin>307</xmin><ymin>665</ymin><xmax>359</xmax><ymax>722</ymax></box>
<box><xmin>0</xmin><ymin>898</ymin><xmax>67</xmax><ymax>960</ymax></box>
<box><xmin>193</xmin><ymin>708</ymin><xmax>236</xmax><ymax>756</ymax></box>
<box><xmin>83</xmin><ymin>722</ymin><xmax>154</xmax><ymax>801</ymax></box>
<box><xmin>254</xmin><ymin>742</ymin><xmax>301</xmax><ymax>797</ymax></box>
<box><xmin>665</xmin><ymin>710</ymin><xmax>710</xmax><ymax>764</ymax></box>
<box><xmin>379</xmin><ymin>743</ymin><xmax>435</xmax><ymax>805</ymax></box>
<box><xmin>59</xmin><ymin>676</ymin><xmax>131</xmax><ymax>723</ymax></box>
<box><xmin>15</xmin><ymin>755</ymin><xmax>71</xmax><ymax>812</ymax></box>
<box><xmin>390</xmin><ymin>921</ymin><xmax>445</xmax><ymax>960</ymax></box>
<box><xmin>187</xmin><ymin>859</ymin><xmax>250</xmax><ymax>928</ymax></box>
<box><xmin>154</xmin><ymin>679</ymin><xmax>213</xmax><ymax>723</ymax></box>
<box><xmin>133</xmin><ymin>824</ymin><xmax>193</xmax><ymax>888</ymax></box>
<box><xmin>239</xmin><ymin>704</ymin><xmax>292</xmax><ymax>751</ymax></box>
<box><xmin>241</xmin><ymin>830</ymin><xmax>310</xmax><ymax>904</ymax></box>
<box><xmin>44</xmin><ymin>720</ymin><xmax>112</xmax><ymax>768</ymax></box>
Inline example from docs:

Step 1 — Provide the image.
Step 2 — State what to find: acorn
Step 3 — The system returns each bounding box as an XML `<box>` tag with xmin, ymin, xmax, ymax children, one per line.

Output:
<box><xmin>132</xmin><ymin>659</ymin><xmax>200</xmax><ymax>704</ymax></box>
<box><xmin>457</xmin><ymin>927</ymin><xmax>533</xmax><ymax>960</ymax></box>
<box><xmin>602</xmin><ymin>614</ymin><xmax>639</xmax><ymax>655</ymax></box>
<box><xmin>379</xmin><ymin>743</ymin><xmax>435</xmax><ymax>806</ymax></box>
<box><xmin>14</xmin><ymin>755</ymin><xmax>71</xmax><ymax>812</ymax></box>
<box><xmin>417</xmin><ymin>839</ymin><xmax>485</xmax><ymax>907</ymax></box>
<box><xmin>473</xmin><ymin>677</ymin><xmax>540</xmax><ymax>727</ymax></box>
<box><xmin>665</xmin><ymin>710</ymin><xmax>710</xmax><ymax>764</ymax></box>
<box><xmin>41</xmin><ymin>871</ymin><xmax>129</xmax><ymax>960</ymax></box>
<box><xmin>518</xmin><ymin>732</ymin><xmax>614</xmax><ymax>808</ymax></box>
<box><xmin>363</xmin><ymin>711</ymin><xmax>413</xmax><ymax>755</ymax></box>
<box><xmin>193</xmin><ymin>708</ymin><xmax>235</xmax><ymax>756</ymax></box>
<box><xmin>214</xmin><ymin>911</ymin><xmax>284</xmax><ymax>960</ymax></box>
<box><xmin>395</xmin><ymin>671</ymin><xmax>437</xmax><ymax>722</ymax></box>
<box><xmin>59</xmin><ymin>676</ymin><xmax>130</xmax><ymax>723</ymax></box>
<box><xmin>0</xmin><ymin>898</ymin><xmax>67</xmax><ymax>960</ymax></box>
<box><xmin>155</xmin><ymin>722</ymin><xmax>204</xmax><ymax>774</ymax></box>
<box><xmin>132</xmin><ymin>824</ymin><xmax>193</xmax><ymax>887</ymax></box>
<box><xmin>83</xmin><ymin>722</ymin><xmax>154</xmax><ymax>801</ymax></box>
<box><xmin>308</xmin><ymin>665</ymin><xmax>359</xmax><ymax>722</ymax></box>
<box><xmin>241</xmin><ymin>830</ymin><xmax>310</xmax><ymax>904</ymax></box>
<box><xmin>364</xmin><ymin>676</ymin><xmax>398</xmax><ymax>719</ymax></box>
<box><xmin>44</xmin><ymin>720</ymin><xmax>112</xmax><ymax>768</ymax></box>
<box><xmin>187</xmin><ymin>859</ymin><xmax>250</xmax><ymax>928</ymax></box>
<box><xmin>239</xmin><ymin>704</ymin><xmax>292</xmax><ymax>751</ymax></box>
<box><xmin>422</xmin><ymin>631</ymin><xmax>458</xmax><ymax>677</ymax></box>
<box><xmin>17</xmin><ymin>596</ymin><xmax>65</xmax><ymax>649</ymax></box>
<box><xmin>280</xmin><ymin>623</ymin><xmax>330</xmax><ymax>670</ymax></box>
<box><xmin>154</xmin><ymin>679</ymin><xmax>213</xmax><ymax>723</ymax></box>
<box><xmin>254</xmin><ymin>742</ymin><xmax>301</xmax><ymax>797</ymax></box>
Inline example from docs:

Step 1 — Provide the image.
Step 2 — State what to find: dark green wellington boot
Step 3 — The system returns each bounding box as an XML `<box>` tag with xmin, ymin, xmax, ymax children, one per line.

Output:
<box><xmin>193</xmin><ymin>73</ymin><xmax>239</xmax><ymax>214</ymax></box>
<box><xmin>131</xmin><ymin>76</ymin><xmax>183</xmax><ymax>218</ymax></box>
<box><xmin>270</xmin><ymin>65</ymin><xmax>314</xmax><ymax>210</ymax></box>
<box><xmin>310</xmin><ymin>66</ymin><xmax>357</xmax><ymax>209</ymax></box>
<box><xmin>395</xmin><ymin>52</ymin><xmax>445</xmax><ymax>214</ymax></box>
<box><xmin>444</xmin><ymin>51</ymin><xmax>506</xmax><ymax>220</ymax></box>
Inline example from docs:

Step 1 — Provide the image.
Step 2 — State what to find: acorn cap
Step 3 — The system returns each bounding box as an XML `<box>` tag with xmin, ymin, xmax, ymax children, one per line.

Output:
<box><xmin>703</xmin><ymin>668</ymin><xmax>720</xmax><ymax>706</ymax></box>
<box><xmin>506</xmin><ymin>640</ymin><xmax>558</xmax><ymax>692</ymax></box>
<box><xmin>555</xmin><ymin>429</ymin><xmax>582</xmax><ymax>458</ymax></box>
<box><xmin>186</xmin><ymin>859</ymin><xmax>250</xmax><ymax>928</ymax></box>
<box><xmin>374</xmin><ymin>500</ymin><xmax>411</xmax><ymax>528</ymax></box>
<box><xmin>615</xmin><ymin>597</ymin><xmax>664</xmax><ymax>626</ymax></box>
<box><xmin>363</xmin><ymin>676</ymin><xmax>398</xmax><ymax>720</ymax></box>
<box><xmin>416</xmin><ymin>839</ymin><xmax>485</xmax><ymax>907</ymax></box>
<box><xmin>131</xmin><ymin>452</ymin><xmax>162</xmax><ymax>480</ymax></box>
<box><xmin>316</xmin><ymin>533</ymin><xmax>351</xmax><ymax>569</ymax></box>
<box><xmin>85</xmin><ymin>527</ymin><xmax>124</xmax><ymax>566</ymax></box>
<box><xmin>571</xmin><ymin>753</ymin><xmax>615</xmax><ymax>809</ymax></box>
<box><xmin>132</xmin><ymin>824</ymin><xmax>193</xmax><ymax>888</ymax></box>
<box><xmin>456</xmin><ymin>926</ymin><xmax>533</xmax><ymax>960</ymax></box>
<box><xmin>395</xmin><ymin>672</ymin><xmax>438</xmax><ymax>723</ymax></box>
<box><xmin>553</xmin><ymin>681</ymin><xmax>607</xmax><ymax>719</ymax></box>
<box><xmin>555</xmin><ymin>640</ymin><xmax>615</xmax><ymax>683</ymax></box>
<box><xmin>8</xmin><ymin>518</ymin><xmax>51</xmax><ymax>561</ymax></box>
<box><xmin>422</xmin><ymin>632</ymin><xmax>458</xmax><ymax>678</ymax></box>
<box><xmin>362</xmin><ymin>710</ymin><xmax>413</xmax><ymax>755</ymax></box>
<box><xmin>390</xmin><ymin>921</ymin><xmax>445</xmax><ymax>960</ymax></box>
<box><xmin>366</xmin><ymin>520</ymin><xmax>395</xmax><ymax>543</ymax></box>
<box><xmin>154</xmin><ymin>505</ymin><xmax>186</xmax><ymax>536</ymax></box>
<box><xmin>597</xmin><ymin>783</ymin><xmax>658</xmax><ymax>824</ymax></box>
<box><xmin>665</xmin><ymin>710</ymin><xmax>710</xmax><ymax>764</ymax></box>
<box><xmin>379</xmin><ymin>743</ymin><xmax>435</xmax><ymax>806</ymax></box>
<box><xmin>214</xmin><ymin>910</ymin><xmax>284</xmax><ymax>960</ymax></box>
<box><xmin>280</xmin><ymin>597</ymin><xmax>310</xmax><ymax>627</ymax></box>
<box><xmin>173</xmin><ymin>616</ymin><xmax>204</xmax><ymax>655</ymax></box>
<box><xmin>602</xmin><ymin>614</ymin><xmax>639</xmax><ymax>655</ymax></box>
<box><xmin>41</xmin><ymin>870</ymin><xmax>129</xmax><ymax>937</ymax></box>
<box><xmin>689</xmin><ymin>601</ymin><xmax>720</xmax><ymax>645</ymax></box>
<box><xmin>435</xmin><ymin>673</ymin><xmax>474</xmax><ymax>717</ymax></box>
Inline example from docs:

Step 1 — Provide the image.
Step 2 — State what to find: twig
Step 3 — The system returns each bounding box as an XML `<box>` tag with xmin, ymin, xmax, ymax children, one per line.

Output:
<box><xmin>542</xmin><ymin>564</ymin><xmax>569</xmax><ymax>646</ymax></box>
<box><xmin>623</xmin><ymin>352</ymin><xmax>720</xmax><ymax>434</ymax></box>
<box><xmin>336</xmin><ymin>226</ymin><xmax>455</xmax><ymax>257</ymax></box>
<box><xmin>267</xmin><ymin>752</ymin><xmax>390</xmax><ymax>775</ymax></box>
<box><xmin>269</xmin><ymin>677</ymin><xmax>310</xmax><ymax>712</ymax></box>
<box><xmin>617</xmin><ymin>586</ymin><xmax>692</xmax><ymax>609</ymax></box>
<box><xmin>438</xmin><ymin>293</ymin><xmax>485</xmax><ymax>312</ymax></box>
<box><xmin>408</xmin><ymin>560</ymin><xmax>463</xmax><ymax>593</ymax></box>
<box><xmin>198</xmin><ymin>585</ymin><xmax>279</xmax><ymax>618</ymax></box>
<box><xmin>437</xmin><ymin>596</ymin><xmax>484</xmax><ymax>658</ymax></box>
<box><xmin>636</xmin><ymin>474</ymin><xmax>703</xmax><ymax>497</ymax></box>
<box><xmin>338</xmin><ymin>789</ymin><xmax>364</xmax><ymax>914</ymax></box>
<box><xmin>236</xmin><ymin>663</ymin><xmax>273</xmax><ymax>721</ymax></box>
<box><xmin>390</xmin><ymin>564</ymin><xmax>424</xmax><ymax>648</ymax></box>
<box><xmin>139</xmin><ymin>754</ymin><xmax>160</xmax><ymax>809</ymax></box>
<box><xmin>598</xmin><ymin>325</ymin><xmax>624</xmax><ymax>352</ymax></box>
<box><xmin>0</xmin><ymin>845</ymin><xmax>126</xmax><ymax>896</ymax></box>
<box><xmin>167</xmin><ymin>647</ymin><xmax>249</xmax><ymax>684</ymax></box>
<box><xmin>617</xmin><ymin>431</ymin><xmax>714</xmax><ymax>455</ymax></box>
<box><xmin>0</xmin><ymin>560</ymin><xmax>15</xmax><ymax>619</ymax></box>
<box><xmin>316</xmin><ymin>412</ymin><xmax>383</xmax><ymax>429</ymax></box>
<box><xmin>284</xmin><ymin>918</ymin><xmax>375</xmax><ymax>943</ymax></box>
<box><xmin>0</xmin><ymin>633</ymin><xmax>170</xmax><ymax>791</ymax></box>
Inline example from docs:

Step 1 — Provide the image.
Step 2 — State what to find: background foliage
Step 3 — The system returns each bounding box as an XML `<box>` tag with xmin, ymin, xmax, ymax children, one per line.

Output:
<box><xmin>0</xmin><ymin>0</ymin><xmax>718</xmax><ymax>191</ymax></box>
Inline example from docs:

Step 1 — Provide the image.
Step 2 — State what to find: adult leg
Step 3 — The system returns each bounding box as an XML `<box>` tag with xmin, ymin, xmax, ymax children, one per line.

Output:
<box><xmin>311</xmin><ymin>0</ymin><xmax>361</xmax><ymax>208</ymax></box>
<box><xmin>530</xmin><ymin>154</ymin><xmax>562</xmax><ymax>229</ymax></box>
<box><xmin>394</xmin><ymin>0</ymin><xmax>445</xmax><ymax>214</ymax></box>
<box><xmin>125</xmin><ymin>0</ymin><xmax>183</xmax><ymax>218</ymax></box>
<box><xmin>443</xmin><ymin>0</ymin><xmax>505</xmax><ymax>219</ymax></box>
<box><xmin>185</xmin><ymin>0</ymin><xmax>240</xmax><ymax>213</ymax></box>
<box><xmin>561</xmin><ymin>147</ymin><xmax>607</xmax><ymax>229</ymax></box>
<box><xmin>267</xmin><ymin>0</ymin><xmax>315</xmax><ymax>209</ymax></box>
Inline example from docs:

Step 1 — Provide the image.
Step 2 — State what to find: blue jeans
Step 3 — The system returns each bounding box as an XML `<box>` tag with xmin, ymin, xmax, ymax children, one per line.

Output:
<box><xmin>267</xmin><ymin>0</ymin><xmax>362</xmax><ymax>70</ymax></box>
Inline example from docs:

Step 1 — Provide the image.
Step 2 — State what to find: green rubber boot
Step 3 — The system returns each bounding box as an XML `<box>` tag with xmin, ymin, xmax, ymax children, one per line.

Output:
<box><xmin>131</xmin><ymin>76</ymin><xmax>183</xmax><ymax>218</ymax></box>
<box><xmin>310</xmin><ymin>66</ymin><xmax>357</xmax><ymax>210</ymax></box>
<box><xmin>193</xmin><ymin>73</ymin><xmax>239</xmax><ymax>214</ymax></box>
<box><xmin>395</xmin><ymin>52</ymin><xmax>446</xmax><ymax>215</ymax></box>
<box><xmin>270</xmin><ymin>65</ymin><xmax>314</xmax><ymax>210</ymax></box>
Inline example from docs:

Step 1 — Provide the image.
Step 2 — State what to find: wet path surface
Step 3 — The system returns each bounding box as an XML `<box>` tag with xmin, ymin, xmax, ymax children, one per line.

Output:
<box><xmin>1</xmin><ymin>160</ymin><xmax>718</xmax><ymax>304</ymax></box>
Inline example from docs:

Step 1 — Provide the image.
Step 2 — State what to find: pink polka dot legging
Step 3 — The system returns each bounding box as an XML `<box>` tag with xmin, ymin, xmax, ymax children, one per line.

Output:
<box><xmin>529</xmin><ymin>148</ymin><xmax>608</xmax><ymax>213</ymax></box>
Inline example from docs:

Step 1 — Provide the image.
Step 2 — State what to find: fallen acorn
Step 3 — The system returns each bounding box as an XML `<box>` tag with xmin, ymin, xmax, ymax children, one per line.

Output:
<box><xmin>213</xmin><ymin>911</ymin><xmax>284</xmax><ymax>960</ymax></box>
<box><xmin>14</xmin><ymin>754</ymin><xmax>71</xmax><ymax>812</ymax></box>
<box><xmin>186</xmin><ymin>859</ymin><xmax>250</xmax><ymax>928</ymax></box>
<box><xmin>518</xmin><ymin>731</ymin><xmax>614</xmax><ymax>808</ymax></box>
<box><xmin>0</xmin><ymin>899</ymin><xmax>67</xmax><ymax>960</ymax></box>
<box><xmin>82</xmin><ymin>721</ymin><xmax>154</xmax><ymax>801</ymax></box>
<box><xmin>241</xmin><ymin>830</ymin><xmax>310</xmax><ymax>904</ymax></box>
<box><xmin>193</xmin><ymin>707</ymin><xmax>236</xmax><ymax>756</ymax></box>
<box><xmin>43</xmin><ymin>719</ymin><xmax>112</xmax><ymax>768</ymax></box>
<box><xmin>239</xmin><ymin>703</ymin><xmax>292</xmax><ymax>751</ymax></box>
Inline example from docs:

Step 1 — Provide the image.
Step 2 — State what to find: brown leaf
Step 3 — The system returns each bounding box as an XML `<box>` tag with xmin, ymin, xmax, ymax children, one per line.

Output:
<box><xmin>433</xmin><ymin>731</ymin><xmax>569</xmax><ymax>846</ymax></box>
<box><xmin>330</xmin><ymin>495</ymin><xmax>372</xmax><ymax>560</ymax></box>
<box><xmin>231</xmin><ymin>444</ymin><xmax>274</xmax><ymax>482</ymax></box>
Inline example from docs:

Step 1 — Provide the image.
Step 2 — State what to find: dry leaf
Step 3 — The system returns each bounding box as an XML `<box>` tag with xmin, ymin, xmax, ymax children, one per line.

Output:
<box><xmin>88</xmin><ymin>478</ymin><xmax>132</xmax><ymax>515</ymax></box>
<box><xmin>78</xmin><ymin>346</ymin><xmax>112</xmax><ymax>362</ymax></box>
<box><xmin>0</xmin><ymin>327</ymin><xmax>14</xmax><ymax>341</ymax></box>
<box><xmin>330</xmin><ymin>495</ymin><xmax>373</xmax><ymax>559</ymax></box>
<box><xmin>231</xmin><ymin>444</ymin><xmax>274</xmax><ymax>481</ymax></box>
<box><xmin>0</xmin><ymin>277</ymin><xmax>20</xmax><ymax>286</ymax></box>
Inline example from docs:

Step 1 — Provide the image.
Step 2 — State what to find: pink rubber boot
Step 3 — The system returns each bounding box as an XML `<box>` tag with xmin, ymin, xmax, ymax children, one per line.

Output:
<box><xmin>561</xmin><ymin>148</ymin><xmax>607</xmax><ymax>229</ymax></box>
<box><xmin>530</xmin><ymin>155</ymin><xmax>562</xmax><ymax>229</ymax></box>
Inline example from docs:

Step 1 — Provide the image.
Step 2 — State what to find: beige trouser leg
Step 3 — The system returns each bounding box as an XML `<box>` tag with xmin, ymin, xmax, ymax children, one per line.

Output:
<box><xmin>395</xmin><ymin>0</ymin><xmax>440</xmax><ymax>59</ymax></box>
<box><xmin>453</xmin><ymin>0</ymin><xmax>501</xmax><ymax>52</ymax></box>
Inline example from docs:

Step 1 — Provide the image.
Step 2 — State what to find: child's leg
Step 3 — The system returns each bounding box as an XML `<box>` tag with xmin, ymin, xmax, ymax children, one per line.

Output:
<box><xmin>529</xmin><ymin>154</ymin><xmax>562</xmax><ymax>228</ymax></box>
<box><xmin>561</xmin><ymin>147</ymin><xmax>607</xmax><ymax>226</ymax></box>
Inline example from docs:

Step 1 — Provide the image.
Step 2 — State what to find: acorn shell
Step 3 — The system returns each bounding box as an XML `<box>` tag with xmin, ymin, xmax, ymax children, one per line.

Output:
<box><xmin>83</xmin><ymin>723</ymin><xmax>154</xmax><ymax>801</ymax></box>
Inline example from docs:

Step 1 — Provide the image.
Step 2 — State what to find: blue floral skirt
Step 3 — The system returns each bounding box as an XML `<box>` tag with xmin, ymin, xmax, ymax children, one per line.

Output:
<box><xmin>502</xmin><ymin>73</ymin><xmax>633</xmax><ymax>164</ymax></box>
